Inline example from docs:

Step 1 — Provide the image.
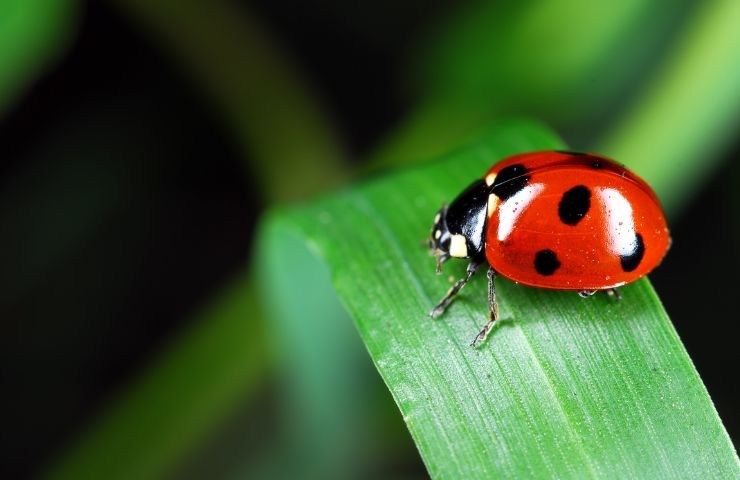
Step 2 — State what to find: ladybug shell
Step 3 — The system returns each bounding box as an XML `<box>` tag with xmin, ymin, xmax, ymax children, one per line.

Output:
<box><xmin>483</xmin><ymin>151</ymin><xmax>670</xmax><ymax>290</ymax></box>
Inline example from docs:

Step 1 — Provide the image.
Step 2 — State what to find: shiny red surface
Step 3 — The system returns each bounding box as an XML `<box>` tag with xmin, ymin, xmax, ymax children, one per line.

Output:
<box><xmin>484</xmin><ymin>151</ymin><xmax>670</xmax><ymax>290</ymax></box>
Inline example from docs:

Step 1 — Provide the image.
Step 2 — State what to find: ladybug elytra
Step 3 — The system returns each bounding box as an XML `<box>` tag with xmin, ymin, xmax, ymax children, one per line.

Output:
<box><xmin>428</xmin><ymin>150</ymin><xmax>671</xmax><ymax>346</ymax></box>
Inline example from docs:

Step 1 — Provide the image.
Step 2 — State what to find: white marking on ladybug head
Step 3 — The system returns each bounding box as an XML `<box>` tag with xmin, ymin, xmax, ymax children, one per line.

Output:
<box><xmin>487</xmin><ymin>193</ymin><xmax>500</xmax><ymax>217</ymax></box>
<box><xmin>434</xmin><ymin>212</ymin><xmax>441</xmax><ymax>224</ymax></box>
<box><xmin>434</xmin><ymin>229</ymin><xmax>441</xmax><ymax>240</ymax></box>
<box><xmin>449</xmin><ymin>234</ymin><xmax>468</xmax><ymax>258</ymax></box>
<box><xmin>485</xmin><ymin>172</ymin><xmax>497</xmax><ymax>186</ymax></box>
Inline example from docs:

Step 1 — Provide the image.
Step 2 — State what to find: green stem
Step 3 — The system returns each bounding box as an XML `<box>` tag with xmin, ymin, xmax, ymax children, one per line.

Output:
<box><xmin>111</xmin><ymin>0</ymin><xmax>348</xmax><ymax>202</ymax></box>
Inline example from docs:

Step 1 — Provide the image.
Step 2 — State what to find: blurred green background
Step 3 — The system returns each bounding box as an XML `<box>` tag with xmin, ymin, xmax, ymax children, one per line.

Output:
<box><xmin>1</xmin><ymin>1</ymin><xmax>738</xmax><ymax>478</ymax></box>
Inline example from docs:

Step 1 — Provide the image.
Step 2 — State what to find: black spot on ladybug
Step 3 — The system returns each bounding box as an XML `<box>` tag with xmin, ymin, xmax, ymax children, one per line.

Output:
<box><xmin>534</xmin><ymin>249</ymin><xmax>561</xmax><ymax>276</ymax></box>
<box><xmin>620</xmin><ymin>233</ymin><xmax>645</xmax><ymax>272</ymax></box>
<box><xmin>591</xmin><ymin>161</ymin><xmax>603</xmax><ymax>169</ymax></box>
<box><xmin>558</xmin><ymin>185</ymin><xmax>591</xmax><ymax>226</ymax></box>
<box><xmin>492</xmin><ymin>164</ymin><xmax>529</xmax><ymax>200</ymax></box>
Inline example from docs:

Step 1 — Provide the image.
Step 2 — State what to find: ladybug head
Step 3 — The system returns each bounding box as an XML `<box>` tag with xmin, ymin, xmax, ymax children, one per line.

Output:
<box><xmin>428</xmin><ymin>179</ymin><xmax>490</xmax><ymax>270</ymax></box>
<box><xmin>428</xmin><ymin>206</ymin><xmax>453</xmax><ymax>271</ymax></box>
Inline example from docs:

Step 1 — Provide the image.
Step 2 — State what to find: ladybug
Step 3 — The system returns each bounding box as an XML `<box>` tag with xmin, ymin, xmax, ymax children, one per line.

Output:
<box><xmin>427</xmin><ymin>150</ymin><xmax>670</xmax><ymax>346</ymax></box>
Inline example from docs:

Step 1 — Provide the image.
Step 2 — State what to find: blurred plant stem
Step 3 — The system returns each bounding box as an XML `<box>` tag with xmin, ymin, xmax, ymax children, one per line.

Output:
<box><xmin>47</xmin><ymin>273</ymin><xmax>267</xmax><ymax>480</ymax></box>
<box><xmin>598</xmin><ymin>0</ymin><xmax>740</xmax><ymax>216</ymax></box>
<box><xmin>48</xmin><ymin>1</ymin><xmax>352</xmax><ymax>478</ymax></box>
<box><xmin>110</xmin><ymin>0</ymin><xmax>349</xmax><ymax>202</ymax></box>
<box><xmin>367</xmin><ymin>1</ymin><xmax>664</xmax><ymax>169</ymax></box>
<box><xmin>0</xmin><ymin>0</ymin><xmax>79</xmax><ymax>115</ymax></box>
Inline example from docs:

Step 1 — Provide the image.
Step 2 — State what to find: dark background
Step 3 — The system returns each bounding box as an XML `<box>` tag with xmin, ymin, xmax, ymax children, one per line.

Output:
<box><xmin>1</xmin><ymin>2</ymin><xmax>737</xmax><ymax>478</ymax></box>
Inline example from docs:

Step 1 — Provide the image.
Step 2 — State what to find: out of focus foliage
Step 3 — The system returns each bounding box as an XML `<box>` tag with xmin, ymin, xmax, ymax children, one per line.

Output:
<box><xmin>0</xmin><ymin>0</ymin><xmax>78</xmax><ymax>114</ymax></box>
<box><xmin>2</xmin><ymin>1</ymin><xmax>739</xmax><ymax>479</ymax></box>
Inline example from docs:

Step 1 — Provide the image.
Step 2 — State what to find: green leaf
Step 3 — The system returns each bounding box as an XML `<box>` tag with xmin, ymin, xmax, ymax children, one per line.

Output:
<box><xmin>258</xmin><ymin>121</ymin><xmax>738</xmax><ymax>478</ymax></box>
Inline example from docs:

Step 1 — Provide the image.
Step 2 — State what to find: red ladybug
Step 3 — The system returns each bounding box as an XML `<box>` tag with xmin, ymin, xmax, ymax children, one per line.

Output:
<box><xmin>428</xmin><ymin>150</ymin><xmax>670</xmax><ymax>346</ymax></box>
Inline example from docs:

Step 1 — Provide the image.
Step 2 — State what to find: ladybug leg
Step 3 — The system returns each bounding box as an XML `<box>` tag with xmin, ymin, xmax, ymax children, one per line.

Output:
<box><xmin>605</xmin><ymin>288</ymin><xmax>622</xmax><ymax>301</ymax></box>
<box><xmin>435</xmin><ymin>252</ymin><xmax>451</xmax><ymax>274</ymax></box>
<box><xmin>578</xmin><ymin>290</ymin><xmax>597</xmax><ymax>298</ymax></box>
<box><xmin>429</xmin><ymin>261</ymin><xmax>480</xmax><ymax>318</ymax></box>
<box><xmin>471</xmin><ymin>267</ymin><xmax>498</xmax><ymax>347</ymax></box>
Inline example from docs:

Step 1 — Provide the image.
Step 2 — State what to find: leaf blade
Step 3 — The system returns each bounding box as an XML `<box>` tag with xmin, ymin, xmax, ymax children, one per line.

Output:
<box><xmin>259</xmin><ymin>121</ymin><xmax>738</xmax><ymax>478</ymax></box>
